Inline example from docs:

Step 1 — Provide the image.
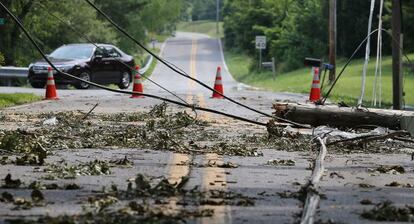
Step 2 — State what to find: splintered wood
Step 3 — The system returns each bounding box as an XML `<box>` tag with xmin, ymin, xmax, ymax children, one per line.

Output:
<box><xmin>273</xmin><ymin>103</ymin><xmax>414</xmax><ymax>135</ymax></box>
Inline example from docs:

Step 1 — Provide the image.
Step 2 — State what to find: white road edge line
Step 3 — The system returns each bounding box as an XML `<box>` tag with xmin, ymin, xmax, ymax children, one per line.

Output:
<box><xmin>159</xmin><ymin>37</ymin><xmax>170</xmax><ymax>58</ymax></box>
<box><xmin>218</xmin><ymin>39</ymin><xmax>230</xmax><ymax>76</ymax></box>
<box><xmin>217</xmin><ymin>38</ymin><xmax>260</xmax><ymax>91</ymax></box>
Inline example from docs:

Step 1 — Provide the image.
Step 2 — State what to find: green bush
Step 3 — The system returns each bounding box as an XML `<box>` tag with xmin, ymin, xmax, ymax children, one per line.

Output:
<box><xmin>223</xmin><ymin>0</ymin><xmax>327</xmax><ymax>73</ymax></box>
<box><xmin>0</xmin><ymin>52</ymin><xmax>5</xmax><ymax>66</ymax></box>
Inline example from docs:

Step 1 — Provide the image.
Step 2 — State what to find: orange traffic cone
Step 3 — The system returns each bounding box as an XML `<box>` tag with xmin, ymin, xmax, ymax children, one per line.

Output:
<box><xmin>309</xmin><ymin>67</ymin><xmax>321</xmax><ymax>102</ymax></box>
<box><xmin>211</xmin><ymin>66</ymin><xmax>224</xmax><ymax>99</ymax></box>
<box><xmin>44</xmin><ymin>67</ymin><xmax>59</xmax><ymax>100</ymax></box>
<box><xmin>131</xmin><ymin>65</ymin><xmax>144</xmax><ymax>98</ymax></box>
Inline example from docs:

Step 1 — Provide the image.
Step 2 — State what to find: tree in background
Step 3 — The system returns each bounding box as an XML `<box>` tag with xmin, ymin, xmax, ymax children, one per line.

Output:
<box><xmin>402</xmin><ymin>1</ymin><xmax>414</xmax><ymax>53</ymax></box>
<box><xmin>0</xmin><ymin>0</ymin><xmax>36</xmax><ymax>65</ymax></box>
<box><xmin>336</xmin><ymin>0</ymin><xmax>379</xmax><ymax>57</ymax></box>
<box><xmin>184</xmin><ymin>0</ymin><xmax>221</xmax><ymax>21</ymax></box>
<box><xmin>94</xmin><ymin>0</ymin><xmax>147</xmax><ymax>54</ymax></box>
<box><xmin>0</xmin><ymin>0</ymin><xmax>116</xmax><ymax>66</ymax></box>
<box><xmin>140</xmin><ymin>0</ymin><xmax>183</xmax><ymax>36</ymax></box>
<box><xmin>0</xmin><ymin>0</ymin><xmax>183</xmax><ymax>66</ymax></box>
<box><xmin>223</xmin><ymin>0</ymin><xmax>326</xmax><ymax>72</ymax></box>
<box><xmin>222</xmin><ymin>0</ymin><xmax>413</xmax><ymax>73</ymax></box>
<box><xmin>96</xmin><ymin>0</ymin><xmax>183</xmax><ymax>53</ymax></box>
<box><xmin>0</xmin><ymin>52</ymin><xmax>5</xmax><ymax>66</ymax></box>
<box><xmin>271</xmin><ymin>0</ymin><xmax>327</xmax><ymax>71</ymax></box>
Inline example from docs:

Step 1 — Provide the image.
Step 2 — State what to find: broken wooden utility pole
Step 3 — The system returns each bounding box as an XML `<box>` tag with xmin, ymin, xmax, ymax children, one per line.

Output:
<box><xmin>273</xmin><ymin>103</ymin><xmax>414</xmax><ymax>136</ymax></box>
<box><xmin>392</xmin><ymin>0</ymin><xmax>403</xmax><ymax>110</ymax></box>
<box><xmin>329</xmin><ymin>0</ymin><xmax>337</xmax><ymax>84</ymax></box>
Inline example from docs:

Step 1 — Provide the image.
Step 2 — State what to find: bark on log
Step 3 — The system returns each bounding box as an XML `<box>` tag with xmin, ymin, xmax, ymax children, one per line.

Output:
<box><xmin>273</xmin><ymin>103</ymin><xmax>414</xmax><ymax>131</ymax></box>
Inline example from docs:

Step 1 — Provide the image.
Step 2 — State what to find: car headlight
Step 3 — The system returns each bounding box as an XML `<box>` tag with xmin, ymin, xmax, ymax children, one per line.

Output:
<box><xmin>57</xmin><ymin>65</ymin><xmax>74</xmax><ymax>72</ymax></box>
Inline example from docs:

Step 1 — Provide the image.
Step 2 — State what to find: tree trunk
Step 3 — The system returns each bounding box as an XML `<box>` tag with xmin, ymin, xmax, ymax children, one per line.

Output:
<box><xmin>1</xmin><ymin>0</ymin><xmax>34</xmax><ymax>65</ymax></box>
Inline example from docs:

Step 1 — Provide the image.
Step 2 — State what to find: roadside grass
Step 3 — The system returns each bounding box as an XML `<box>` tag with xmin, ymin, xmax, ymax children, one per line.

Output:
<box><xmin>143</xmin><ymin>54</ymin><xmax>158</xmax><ymax>79</ymax></box>
<box><xmin>176</xmin><ymin>20</ymin><xmax>414</xmax><ymax>107</ymax></box>
<box><xmin>0</xmin><ymin>93</ymin><xmax>41</xmax><ymax>108</ymax></box>
<box><xmin>177</xmin><ymin>20</ymin><xmax>224</xmax><ymax>39</ymax></box>
<box><xmin>225</xmin><ymin>51</ymin><xmax>414</xmax><ymax>107</ymax></box>
<box><xmin>149</xmin><ymin>33</ymin><xmax>171</xmax><ymax>43</ymax></box>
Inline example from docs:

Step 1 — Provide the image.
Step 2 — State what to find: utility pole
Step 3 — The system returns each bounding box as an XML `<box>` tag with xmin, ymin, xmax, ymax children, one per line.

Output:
<box><xmin>392</xmin><ymin>0</ymin><xmax>403</xmax><ymax>110</ymax></box>
<box><xmin>216</xmin><ymin>0</ymin><xmax>220</xmax><ymax>36</ymax></box>
<box><xmin>328</xmin><ymin>0</ymin><xmax>337</xmax><ymax>84</ymax></box>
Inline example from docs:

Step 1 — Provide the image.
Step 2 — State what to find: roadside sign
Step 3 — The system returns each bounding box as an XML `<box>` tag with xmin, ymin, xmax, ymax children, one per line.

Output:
<box><xmin>256</xmin><ymin>36</ymin><xmax>266</xmax><ymax>69</ymax></box>
<box><xmin>0</xmin><ymin>18</ymin><xmax>5</xmax><ymax>25</ymax></box>
<box><xmin>255</xmin><ymin>36</ymin><xmax>266</xmax><ymax>49</ymax></box>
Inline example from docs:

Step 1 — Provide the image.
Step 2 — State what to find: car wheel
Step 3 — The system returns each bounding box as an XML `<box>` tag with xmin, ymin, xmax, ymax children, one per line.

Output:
<box><xmin>118</xmin><ymin>71</ymin><xmax>131</xmax><ymax>89</ymax></box>
<box><xmin>75</xmin><ymin>71</ymin><xmax>91</xmax><ymax>89</ymax></box>
<box><xmin>30</xmin><ymin>81</ymin><xmax>46</xmax><ymax>89</ymax></box>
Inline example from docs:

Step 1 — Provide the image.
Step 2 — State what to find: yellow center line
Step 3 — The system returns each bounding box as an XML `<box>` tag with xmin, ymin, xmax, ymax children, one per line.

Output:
<box><xmin>197</xmin><ymin>93</ymin><xmax>211</xmax><ymax>121</ymax></box>
<box><xmin>189</xmin><ymin>39</ymin><xmax>198</xmax><ymax>90</ymax></box>
<box><xmin>166</xmin><ymin>38</ymin><xmax>230</xmax><ymax>222</ymax></box>
<box><xmin>166</xmin><ymin>153</ymin><xmax>191</xmax><ymax>214</ymax></box>
<box><xmin>164</xmin><ymin>39</ymin><xmax>198</xmax><ymax>214</ymax></box>
<box><xmin>188</xmin><ymin>40</ymin><xmax>230</xmax><ymax>223</ymax></box>
<box><xmin>200</xmin><ymin>153</ymin><xmax>231</xmax><ymax>224</ymax></box>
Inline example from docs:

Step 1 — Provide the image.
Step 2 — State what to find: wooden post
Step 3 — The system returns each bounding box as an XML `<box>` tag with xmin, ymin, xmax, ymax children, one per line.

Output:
<box><xmin>328</xmin><ymin>0</ymin><xmax>337</xmax><ymax>83</ymax></box>
<box><xmin>392</xmin><ymin>0</ymin><xmax>403</xmax><ymax>110</ymax></box>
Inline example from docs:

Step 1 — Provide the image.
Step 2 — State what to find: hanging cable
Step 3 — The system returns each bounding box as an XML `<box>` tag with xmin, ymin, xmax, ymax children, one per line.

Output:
<box><xmin>82</xmin><ymin>0</ymin><xmax>301</xmax><ymax>126</ymax></box>
<box><xmin>322</xmin><ymin>28</ymin><xmax>413</xmax><ymax>105</ymax></box>
<box><xmin>372</xmin><ymin>0</ymin><xmax>384</xmax><ymax>107</ymax></box>
<box><xmin>322</xmin><ymin>29</ymin><xmax>379</xmax><ymax>104</ymax></box>
<box><xmin>358</xmin><ymin>0</ymin><xmax>376</xmax><ymax>106</ymax></box>
<box><xmin>0</xmin><ymin>1</ymin><xmax>272</xmax><ymax>128</ymax></box>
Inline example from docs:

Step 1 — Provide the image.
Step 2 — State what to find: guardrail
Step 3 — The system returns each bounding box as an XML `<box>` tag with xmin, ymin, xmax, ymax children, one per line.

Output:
<box><xmin>0</xmin><ymin>67</ymin><xmax>28</xmax><ymax>78</ymax></box>
<box><xmin>139</xmin><ymin>55</ymin><xmax>153</xmax><ymax>74</ymax></box>
<box><xmin>0</xmin><ymin>55</ymin><xmax>154</xmax><ymax>86</ymax></box>
<box><xmin>0</xmin><ymin>67</ymin><xmax>28</xmax><ymax>86</ymax></box>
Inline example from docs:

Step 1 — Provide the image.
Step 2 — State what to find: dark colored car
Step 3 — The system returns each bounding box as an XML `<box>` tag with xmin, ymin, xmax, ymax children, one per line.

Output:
<box><xmin>28</xmin><ymin>43</ymin><xmax>135</xmax><ymax>89</ymax></box>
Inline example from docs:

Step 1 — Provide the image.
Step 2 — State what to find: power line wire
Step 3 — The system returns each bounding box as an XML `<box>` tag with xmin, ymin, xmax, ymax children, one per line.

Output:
<box><xmin>33</xmin><ymin>1</ymin><xmax>190</xmax><ymax>107</ymax></box>
<box><xmin>322</xmin><ymin>28</ymin><xmax>413</xmax><ymax>105</ymax></box>
<box><xmin>0</xmin><ymin>1</ymin><xmax>269</xmax><ymax>127</ymax></box>
<box><xmin>82</xmin><ymin>0</ymin><xmax>308</xmax><ymax>128</ymax></box>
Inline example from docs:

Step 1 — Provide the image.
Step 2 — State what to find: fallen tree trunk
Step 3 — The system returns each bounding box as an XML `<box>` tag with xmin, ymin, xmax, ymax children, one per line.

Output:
<box><xmin>273</xmin><ymin>103</ymin><xmax>414</xmax><ymax>134</ymax></box>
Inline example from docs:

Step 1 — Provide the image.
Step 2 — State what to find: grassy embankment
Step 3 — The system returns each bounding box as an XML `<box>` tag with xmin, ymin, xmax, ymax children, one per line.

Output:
<box><xmin>226</xmin><ymin>51</ymin><xmax>414</xmax><ymax>107</ymax></box>
<box><xmin>177</xmin><ymin>20</ymin><xmax>414</xmax><ymax>107</ymax></box>
<box><xmin>0</xmin><ymin>93</ymin><xmax>42</xmax><ymax>109</ymax></box>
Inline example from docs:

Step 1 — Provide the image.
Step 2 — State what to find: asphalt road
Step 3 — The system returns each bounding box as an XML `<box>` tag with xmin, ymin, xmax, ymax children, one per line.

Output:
<box><xmin>1</xmin><ymin>32</ymin><xmax>414</xmax><ymax>224</ymax></box>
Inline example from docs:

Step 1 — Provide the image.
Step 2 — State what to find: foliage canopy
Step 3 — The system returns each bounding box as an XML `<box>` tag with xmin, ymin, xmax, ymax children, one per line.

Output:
<box><xmin>0</xmin><ymin>0</ymin><xmax>183</xmax><ymax>66</ymax></box>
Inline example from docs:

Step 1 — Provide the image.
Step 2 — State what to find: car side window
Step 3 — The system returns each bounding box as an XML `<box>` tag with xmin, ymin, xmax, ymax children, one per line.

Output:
<box><xmin>95</xmin><ymin>47</ymin><xmax>105</xmax><ymax>57</ymax></box>
<box><xmin>105</xmin><ymin>47</ymin><xmax>121</xmax><ymax>58</ymax></box>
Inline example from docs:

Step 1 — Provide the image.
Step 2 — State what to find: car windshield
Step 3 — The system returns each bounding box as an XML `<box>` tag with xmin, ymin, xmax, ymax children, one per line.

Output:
<box><xmin>49</xmin><ymin>45</ymin><xmax>94</xmax><ymax>60</ymax></box>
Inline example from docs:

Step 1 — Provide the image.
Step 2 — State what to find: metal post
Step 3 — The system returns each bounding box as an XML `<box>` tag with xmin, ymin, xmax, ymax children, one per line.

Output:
<box><xmin>272</xmin><ymin>57</ymin><xmax>276</xmax><ymax>79</ymax></box>
<box><xmin>329</xmin><ymin>0</ymin><xmax>337</xmax><ymax>83</ymax></box>
<box><xmin>392</xmin><ymin>0</ymin><xmax>403</xmax><ymax>110</ymax></box>
<box><xmin>259</xmin><ymin>48</ymin><xmax>262</xmax><ymax>70</ymax></box>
